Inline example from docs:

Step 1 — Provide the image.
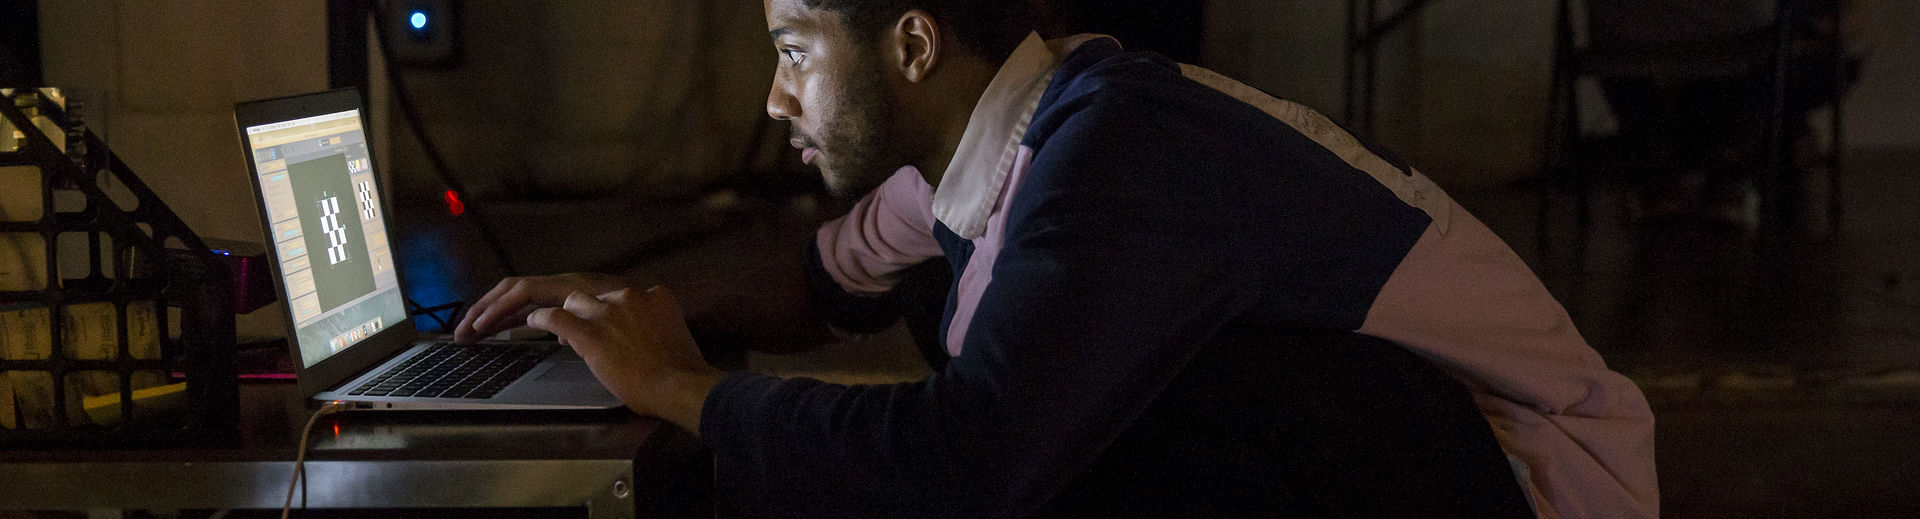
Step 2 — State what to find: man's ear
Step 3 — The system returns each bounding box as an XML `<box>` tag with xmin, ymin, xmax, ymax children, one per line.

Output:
<box><xmin>889</xmin><ymin>10</ymin><xmax>940</xmax><ymax>82</ymax></box>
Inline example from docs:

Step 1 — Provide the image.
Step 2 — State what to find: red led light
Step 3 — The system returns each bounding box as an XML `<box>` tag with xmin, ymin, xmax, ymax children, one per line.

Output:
<box><xmin>443</xmin><ymin>190</ymin><xmax>466</xmax><ymax>215</ymax></box>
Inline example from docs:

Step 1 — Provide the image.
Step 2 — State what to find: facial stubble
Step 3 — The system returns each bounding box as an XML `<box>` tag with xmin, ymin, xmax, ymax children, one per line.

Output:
<box><xmin>805</xmin><ymin>52</ymin><xmax>905</xmax><ymax>199</ymax></box>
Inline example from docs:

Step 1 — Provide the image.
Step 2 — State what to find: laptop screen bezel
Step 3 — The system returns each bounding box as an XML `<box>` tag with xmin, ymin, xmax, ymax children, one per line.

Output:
<box><xmin>234</xmin><ymin>88</ymin><xmax>418</xmax><ymax>400</ymax></box>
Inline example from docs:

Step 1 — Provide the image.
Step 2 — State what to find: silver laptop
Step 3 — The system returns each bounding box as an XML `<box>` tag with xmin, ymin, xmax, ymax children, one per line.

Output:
<box><xmin>235</xmin><ymin>89</ymin><xmax>620</xmax><ymax>411</ymax></box>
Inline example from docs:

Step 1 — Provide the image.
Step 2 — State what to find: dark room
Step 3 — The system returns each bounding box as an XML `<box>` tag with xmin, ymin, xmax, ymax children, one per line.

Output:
<box><xmin>2</xmin><ymin>0</ymin><xmax>1917</xmax><ymax>517</ymax></box>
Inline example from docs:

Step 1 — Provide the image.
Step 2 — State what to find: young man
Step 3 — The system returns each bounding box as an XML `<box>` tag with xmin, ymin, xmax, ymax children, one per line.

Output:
<box><xmin>457</xmin><ymin>1</ymin><xmax>1657</xmax><ymax>516</ymax></box>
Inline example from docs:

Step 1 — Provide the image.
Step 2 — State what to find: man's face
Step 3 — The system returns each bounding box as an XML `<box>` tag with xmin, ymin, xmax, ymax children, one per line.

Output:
<box><xmin>765</xmin><ymin>0</ymin><xmax>905</xmax><ymax>199</ymax></box>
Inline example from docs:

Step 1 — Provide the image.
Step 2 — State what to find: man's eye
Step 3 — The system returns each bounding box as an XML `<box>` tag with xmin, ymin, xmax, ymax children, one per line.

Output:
<box><xmin>781</xmin><ymin>49</ymin><xmax>803</xmax><ymax>64</ymax></box>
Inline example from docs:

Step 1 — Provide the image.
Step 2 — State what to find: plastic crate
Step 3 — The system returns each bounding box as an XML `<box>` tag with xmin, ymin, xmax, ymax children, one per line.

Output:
<box><xmin>0</xmin><ymin>89</ymin><xmax>237</xmax><ymax>448</ymax></box>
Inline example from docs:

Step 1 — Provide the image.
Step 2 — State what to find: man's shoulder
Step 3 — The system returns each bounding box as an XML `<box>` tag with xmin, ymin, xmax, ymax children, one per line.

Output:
<box><xmin>1025</xmin><ymin>46</ymin><xmax>1275</xmax><ymax>153</ymax></box>
<box><xmin>1033</xmin><ymin>47</ymin><xmax>1187</xmax><ymax>118</ymax></box>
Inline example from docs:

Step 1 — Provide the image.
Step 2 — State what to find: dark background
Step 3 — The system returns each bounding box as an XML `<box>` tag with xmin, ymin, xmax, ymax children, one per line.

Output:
<box><xmin>6</xmin><ymin>2</ymin><xmax>1919</xmax><ymax>517</ymax></box>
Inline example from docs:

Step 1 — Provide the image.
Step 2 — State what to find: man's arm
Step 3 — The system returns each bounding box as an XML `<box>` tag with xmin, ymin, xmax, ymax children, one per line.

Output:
<box><xmin>536</xmin><ymin>101</ymin><xmax>1250</xmax><ymax>515</ymax></box>
<box><xmin>691</xmin><ymin>102</ymin><xmax>1267</xmax><ymax>516</ymax></box>
<box><xmin>677</xmin><ymin>166</ymin><xmax>945</xmax><ymax>353</ymax></box>
<box><xmin>458</xmin><ymin>167</ymin><xmax>940</xmax><ymax>353</ymax></box>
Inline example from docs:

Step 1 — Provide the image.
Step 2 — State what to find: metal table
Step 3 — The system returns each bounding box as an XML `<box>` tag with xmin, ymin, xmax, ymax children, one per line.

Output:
<box><xmin>0</xmin><ymin>383</ymin><xmax>705</xmax><ymax>518</ymax></box>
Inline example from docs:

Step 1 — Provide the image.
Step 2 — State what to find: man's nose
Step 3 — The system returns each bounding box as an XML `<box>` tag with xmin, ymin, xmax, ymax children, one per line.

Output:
<box><xmin>767</xmin><ymin>84</ymin><xmax>799</xmax><ymax>121</ymax></box>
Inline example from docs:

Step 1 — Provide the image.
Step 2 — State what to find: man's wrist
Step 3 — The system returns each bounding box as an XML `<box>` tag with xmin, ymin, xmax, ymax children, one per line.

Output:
<box><xmin>653</xmin><ymin>368</ymin><xmax>725</xmax><ymax>435</ymax></box>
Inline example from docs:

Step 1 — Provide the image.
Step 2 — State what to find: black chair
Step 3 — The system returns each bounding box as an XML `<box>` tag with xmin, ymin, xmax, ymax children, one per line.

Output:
<box><xmin>1537</xmin><ymin>0</ymin><xmax>1847</xmax><ymax>257</ymax></box>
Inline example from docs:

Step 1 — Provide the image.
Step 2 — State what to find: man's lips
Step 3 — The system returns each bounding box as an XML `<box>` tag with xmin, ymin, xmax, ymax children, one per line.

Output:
<box><xmin>791</xmin><ymin>138</ymin><xmax>819</xmax><ymax>165</ymax></box>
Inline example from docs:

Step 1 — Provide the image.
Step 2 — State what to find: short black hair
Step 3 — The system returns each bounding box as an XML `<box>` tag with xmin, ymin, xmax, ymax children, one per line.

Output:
<box><xmin>802</xmin><ymin>0</ymin><xmax>1036</xmax><ymax>62</ymax></box>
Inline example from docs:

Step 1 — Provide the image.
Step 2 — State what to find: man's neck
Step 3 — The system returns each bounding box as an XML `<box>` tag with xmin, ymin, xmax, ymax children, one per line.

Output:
<box><xmin>908</xmin><ymin>55</ymin><xmax>1002</xmax><ymax>189</ymax></box>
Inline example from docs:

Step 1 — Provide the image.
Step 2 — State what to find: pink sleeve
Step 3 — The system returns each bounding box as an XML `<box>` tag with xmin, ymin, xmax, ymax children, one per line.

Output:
<box><xmin>814</xmin><ymin>166</ymin><xmax>945</xmax><ymax>295</ymax></box>
<box><xmin>1358</xmin><ymin>195</ymin><xmax>1659</xmax><ymax>519</ymax></box>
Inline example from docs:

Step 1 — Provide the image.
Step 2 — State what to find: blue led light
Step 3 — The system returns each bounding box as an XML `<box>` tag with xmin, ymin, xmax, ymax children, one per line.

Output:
<box><xmin>409</xmin><ymin>11</ymin><xmax>428</xmax><ymax>30</ymax></box>
<box><xmin>211</xmin><ymin>249</ymin><xmax>231</xmax><ymax>256</ymax></box>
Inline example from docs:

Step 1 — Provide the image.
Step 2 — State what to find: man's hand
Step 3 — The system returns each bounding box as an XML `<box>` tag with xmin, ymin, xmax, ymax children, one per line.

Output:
<box><xmin>526</xmin><ymin>287</ymin><xmax>723</xmax><ymax>433</ymax></box>
<box><xmin>455</xmin><ymin>273</ymin><xmax>630</xmax><ymax>344</ymax></box>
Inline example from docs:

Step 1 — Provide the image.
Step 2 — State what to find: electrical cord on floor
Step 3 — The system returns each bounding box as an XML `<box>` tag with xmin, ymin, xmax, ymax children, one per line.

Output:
<box><xmin>368</xmin><ymin>1</ymin><xmax>520</xmax><ymax>277</ymax></box>
<box><xmin>283</xmin><ymin>400</ymin><xmax>350</xmax><ymax>519</ymax></box>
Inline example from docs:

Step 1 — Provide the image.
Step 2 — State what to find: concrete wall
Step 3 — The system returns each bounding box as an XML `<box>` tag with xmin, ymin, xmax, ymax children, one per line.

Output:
<box><xmin>38</xmin><ymin>1</ymin><xmax>783</xmax><ymax>211</ymax></box>
<box><xmin>381</xmin><ymin>1</ymin><xmax>779</xmax><ymax>202</ymax></box>
<box><xmin>39</xmin><ymin>0</ymin><xmax>328</xmax><ymax>243</ymax></box>
<box><xmin>38</xmin><ymin>1</ymin><xmax>329</xmax><ymax>338</ymax></box>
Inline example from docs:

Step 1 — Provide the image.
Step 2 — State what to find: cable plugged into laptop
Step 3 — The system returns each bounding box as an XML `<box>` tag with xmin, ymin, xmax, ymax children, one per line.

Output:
<box><xmin>283</xmin><ymin>399</ymin><xmax>350</xmax><ymax>519</ymax></box>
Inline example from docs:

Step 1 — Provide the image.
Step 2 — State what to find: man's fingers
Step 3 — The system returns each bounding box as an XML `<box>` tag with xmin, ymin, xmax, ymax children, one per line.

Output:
<box><xmin>596</xmin><ymin>287</ymin><xmax>640</xmax><ymax>303</ymax></box>
<box><xmin>562</xmin><ymin>290</ymin><xmax>608</xmax><ymax>318</ymax></box>
<box><xmin>467</xmin><ymin>278</ymin><xmax>519</xmax><ymax>319</ymax></box>
<box><xmin>597</xmin><ymin>286</ymin><xmax>686</xmax><ymax>321</ymax></box>
<box><xmin>459</xmin><ymin>278</ymin><xmax>532</xmax><ymax>341</ymax></box>
<box><xmin>639</xmin><ymin>285</ymin><xmax>686</xmax><ymax>319</ymax></box>
<box><xmin>472</xmin><ymin>281</ymin><xmax>546</xmax><ymax>337</ymax></box>
<box><xmin>457</xmin><ymin>275</ymin><xmax>630</xmax><ymax>344</ymax></box>
<box><xmin>526</xmin><ymin>307</ymin><xmax>592</xmax><ymax>344</ymax></box>
<box><xmin>455</xmin><ymin>278</ymin><xmax>520</xmax><ymax>342</ymax></box>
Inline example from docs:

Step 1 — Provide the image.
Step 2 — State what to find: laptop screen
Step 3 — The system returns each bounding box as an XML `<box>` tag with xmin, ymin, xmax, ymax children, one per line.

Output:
<box><xmin>243</xmin><ymin>108</ymin><xmax>406</xmax><ymax>368</ymax></box>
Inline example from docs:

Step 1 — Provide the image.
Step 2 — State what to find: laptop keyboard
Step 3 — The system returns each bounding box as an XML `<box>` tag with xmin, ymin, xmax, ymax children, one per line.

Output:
<box><xmin>348</xmin><ymin>343</ymin><xmax>556</xmax><ymax>399</ymax></box>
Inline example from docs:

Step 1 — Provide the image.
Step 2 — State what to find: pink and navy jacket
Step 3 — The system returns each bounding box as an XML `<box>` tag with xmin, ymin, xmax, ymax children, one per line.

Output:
<box><xmin>702</xmin><ymin>34</ymin><xmax>1657</xmax><ymax>518</ymax></box>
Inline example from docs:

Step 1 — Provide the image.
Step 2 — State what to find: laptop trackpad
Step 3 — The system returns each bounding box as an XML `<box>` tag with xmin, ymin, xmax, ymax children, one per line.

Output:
<box><xmin>537</xmin><ymin>361</ymin><xmax>598</xmax><ymax>383</ymax></box>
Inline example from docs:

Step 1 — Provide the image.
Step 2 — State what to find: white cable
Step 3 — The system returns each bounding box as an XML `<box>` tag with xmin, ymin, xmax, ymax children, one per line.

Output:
<box><xmin>283</xmin><ymin>400</ymin><xmax>350</xmax><ymax>519</ymax></box>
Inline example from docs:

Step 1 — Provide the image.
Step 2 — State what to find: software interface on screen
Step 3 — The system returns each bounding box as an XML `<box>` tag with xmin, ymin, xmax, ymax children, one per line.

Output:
<box><xmin>245</xmin><ymin>109</ymin><xmax>406</xmax><ymax>368</ymax></box>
